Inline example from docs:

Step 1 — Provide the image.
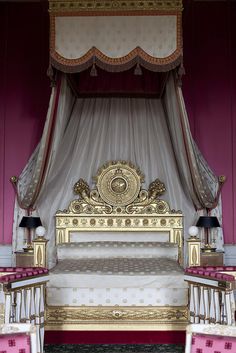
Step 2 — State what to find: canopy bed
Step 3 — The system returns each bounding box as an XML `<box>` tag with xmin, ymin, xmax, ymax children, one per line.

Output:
<box><xmin>11</xmin><ymin>0</ymin><xmax>225</xmax><ymax>334</ymax></box>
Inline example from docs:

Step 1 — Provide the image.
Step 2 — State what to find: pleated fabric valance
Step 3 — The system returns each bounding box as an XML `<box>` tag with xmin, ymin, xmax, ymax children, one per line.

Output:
<box><xmin>49</xmin><ymin>0</ymin><xmax>183</xmax><ymax>73</ymax></box>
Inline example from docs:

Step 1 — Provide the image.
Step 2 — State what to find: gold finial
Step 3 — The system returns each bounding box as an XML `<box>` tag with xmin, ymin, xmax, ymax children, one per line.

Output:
<box><xmin>10</xmin><ymin>176</ymin><xmax>18</xmax><ymax>184</ymax></box>
<box><xmin>219</xmin><ymin>175</ymin><xmax>226</xmax><ymax>184</ymax></box>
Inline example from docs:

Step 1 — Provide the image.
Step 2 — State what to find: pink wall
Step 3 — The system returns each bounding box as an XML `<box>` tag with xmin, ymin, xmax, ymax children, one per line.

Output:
<box><xmin>0</xmin><ymin>3</ymin><xmax>51</xmax><ymax>243</ymax></box>
<box><xmin>0</xmin><ymin>1</ymin><xmax>235</xmax><ymax>244</ymax></box>
<box><xmin>182</xmin><ymin>1</ymin><xmax>236</xmax><ymax>243</ymax></box>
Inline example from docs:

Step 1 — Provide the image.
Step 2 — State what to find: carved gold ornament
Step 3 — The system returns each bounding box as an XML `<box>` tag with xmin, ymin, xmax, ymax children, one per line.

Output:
<box><xmin>47</xmin><ymin>305</ymin><xmax>188</xmax><ymax>325</ymax></box>
<box><xmin>96</xmin><ymin>161</ymin><xmax>142</xmax><ymax>206</ymax></box>
<box><xmin>49</xmin><ymin>0</ymin><xmax>183</xmax><ymax>13</ymax></box>
<box><xmin>58</xmin><ymin>160</ymin><xmax>177</xmax><ymax>215</ymax></box>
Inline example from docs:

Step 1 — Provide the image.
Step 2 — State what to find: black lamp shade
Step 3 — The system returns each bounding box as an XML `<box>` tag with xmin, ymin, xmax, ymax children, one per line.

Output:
<box><xmin>19</xmin><ymin>216</ymin><xmax>42</xmax><ymax>229</ymax></box>
<box><xmin>196</xmin><ymin>216</ymin><xmax>220</xmax><ymax>228</ymax></box>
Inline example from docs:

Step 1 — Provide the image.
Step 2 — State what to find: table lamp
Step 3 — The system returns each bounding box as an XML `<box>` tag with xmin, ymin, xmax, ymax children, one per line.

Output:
<box><xmin>196</xmin><ymin>216</ymin><xmax>220</xmax><ymax>252</ymax></box>
<box><xmin>19</xmin><ymin>216</ymin><xmax>42</xmax><ymax>252</ymax></box>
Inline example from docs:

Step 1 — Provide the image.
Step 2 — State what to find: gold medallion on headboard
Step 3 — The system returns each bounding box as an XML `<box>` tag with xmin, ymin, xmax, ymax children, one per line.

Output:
<box><xmin>95</xmin><ymin>161</ymin><xmax>143</xmax><ymax>207</ymax></box>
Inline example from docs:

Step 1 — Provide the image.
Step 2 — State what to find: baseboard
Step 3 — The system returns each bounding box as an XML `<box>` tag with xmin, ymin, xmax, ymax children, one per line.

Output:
<box><xmin>0</xmin><ymin>244</ymin><xmax>12</xmax><ymax>266</ymax></box>
<box><xmin>224</xmin><ymin>245</ymin><xmax>236</xmax><ymax>266</ymax></box>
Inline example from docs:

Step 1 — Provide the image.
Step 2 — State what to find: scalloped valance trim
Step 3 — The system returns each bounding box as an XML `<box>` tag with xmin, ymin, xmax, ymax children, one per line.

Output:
<box><xmin>50</xmin><ymin>51</ymin><xmax>183</xmax><ymax>74</ymax></box>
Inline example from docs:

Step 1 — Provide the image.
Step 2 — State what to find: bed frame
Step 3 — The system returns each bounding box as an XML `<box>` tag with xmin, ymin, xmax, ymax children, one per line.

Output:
<box><xmin>46</xmin><ymin>161</ymin><xmax>188</xmax><ymax>331</ymax></box>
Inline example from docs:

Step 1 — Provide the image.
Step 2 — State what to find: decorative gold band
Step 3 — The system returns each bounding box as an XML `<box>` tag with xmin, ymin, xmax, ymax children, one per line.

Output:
<box><xmin>49</xmin><ymin>0</ymin><xmax>183</xmax><ymax>13</ymax></box>
<box><xmin>46</xmin><ymin>305</ymin><xmax>188</xmax><ymax>330</ymax></box>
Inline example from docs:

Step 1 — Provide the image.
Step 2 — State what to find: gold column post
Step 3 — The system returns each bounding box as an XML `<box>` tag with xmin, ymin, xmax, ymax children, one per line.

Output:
<box><xmin>187</xmin><ymin>236</ymin><xmax>201</xmax><ymax>267</ymax></box>
<box><xmin>33</xmin><ymin>237</ymin><xmax>48</xmax><ymax>268</ymax></box>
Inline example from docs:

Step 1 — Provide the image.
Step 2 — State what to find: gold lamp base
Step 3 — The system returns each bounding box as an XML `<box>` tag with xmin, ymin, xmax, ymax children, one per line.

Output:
<box><xmin>23</xmin><ymin>244</ymin><xmax>34</xmax><ymax>253</ymax></box>
<box><xmin>201</xmin><ymin>244</ymin><xmax>217</xmax><ymax>253</ymax></box>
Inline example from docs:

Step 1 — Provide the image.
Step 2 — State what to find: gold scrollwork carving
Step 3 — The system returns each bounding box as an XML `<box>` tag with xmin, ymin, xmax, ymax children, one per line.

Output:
<box><xmin>66</xmin><ymin>161</ymin><xmax>174</xmax><ymax>215</ymax></box>
<box><xmin>112</xmin><ymin>310</ymin><xmax>125</xmax><ymax>319</ymax></box>
<box><xmin>73</xmin><ymin>178</ymin><xmax>90</xmax><ymax>197</ymax></box>
<box><xmin>47</xmin><ymin>306</ymin><xmax>188</xmax><ymax>324</ymax></box>
<box><xmin>148</xmin><ymin>179</ymin><xmax>166</xmax><ymax>198</ymax></box>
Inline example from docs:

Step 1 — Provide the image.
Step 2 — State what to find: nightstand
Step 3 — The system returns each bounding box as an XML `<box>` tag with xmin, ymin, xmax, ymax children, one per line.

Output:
<box><xmin>15</xmin><ymin>238</ymin><xmax>48</xmax><ymax>268</ymax></box>
<box><xmin>15</xmin><ymin>250</ymin><xmax>34</xmax><ymax>267</ymax></box>
<box><xmin>200</xmin><ymin>251</ymin><xmax>224</xmax><ymax>266</ymax></box>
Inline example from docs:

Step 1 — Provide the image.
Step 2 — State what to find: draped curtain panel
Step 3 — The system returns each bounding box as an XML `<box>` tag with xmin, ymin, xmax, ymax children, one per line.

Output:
<box><xmin>163</xmin><ymin>73</ymin><xmax>224</xmax><ymax>248</ymax></box>
<box><xmin>49</xmin><ymin>0</ymin><xmax>183</xmax><ymax>73</ymax></box>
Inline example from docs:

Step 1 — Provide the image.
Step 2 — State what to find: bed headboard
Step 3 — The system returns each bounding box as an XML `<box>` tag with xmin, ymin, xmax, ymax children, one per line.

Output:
<box><xmin>55</xmin><ymin>161</ymin><xmax>184</xmax><ymax>264</ymax></box>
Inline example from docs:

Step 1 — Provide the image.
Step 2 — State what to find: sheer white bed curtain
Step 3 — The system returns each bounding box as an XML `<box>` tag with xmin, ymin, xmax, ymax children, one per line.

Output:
<box><xmin>12</xmin><ymin>71</ymin><xmax>223</xmax><ymax>268</ymax></box>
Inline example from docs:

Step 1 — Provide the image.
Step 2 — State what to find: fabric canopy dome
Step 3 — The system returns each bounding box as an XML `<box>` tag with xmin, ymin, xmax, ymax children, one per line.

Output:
<box><xmin>49</xmin><ymin>0</ymin><xmax>183</xmax><ymax>74</ymax></box>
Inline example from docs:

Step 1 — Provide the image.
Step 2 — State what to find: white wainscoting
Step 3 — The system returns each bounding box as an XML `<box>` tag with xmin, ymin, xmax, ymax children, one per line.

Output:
<box><xmin>224</xmin><ymin>245</ymin><xmax>236</xmax><ymax>266</ymax></box>
<box><xmin>0</xmin><ymin>245</ymin><xmax>12</xmax><ymax>266</ymax></box>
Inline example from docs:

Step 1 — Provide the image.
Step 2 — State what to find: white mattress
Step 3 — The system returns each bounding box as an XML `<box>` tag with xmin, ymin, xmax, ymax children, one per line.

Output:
<box><xmin>48</xmin><ymin>256</ymin><xmax>187</xmax><ymax>307</ymax></box>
